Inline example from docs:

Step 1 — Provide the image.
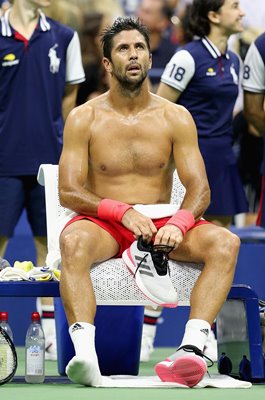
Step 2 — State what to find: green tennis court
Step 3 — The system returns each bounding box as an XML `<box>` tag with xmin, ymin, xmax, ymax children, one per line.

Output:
<box><xmin>1</xmin><ymin>347</ymin><xmax>263</xmax><ymax>400</ymax></box>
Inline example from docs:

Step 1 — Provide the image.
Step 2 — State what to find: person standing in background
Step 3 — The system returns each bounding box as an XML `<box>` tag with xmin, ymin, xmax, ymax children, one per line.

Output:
<box><xmin>157</xmin><ymin>0</ymin><xmax>248</xmax><ymax>227</ymax></box>
<box><xmin>0</xmin><ymin>0</ymin><xmax>85</xmax><ymax>359</ymax></box>
<box><xmin>136</xmin><ymin>0</ymin><xmax>177</xmax><ymax>91</ymax></box>
<box><xmin>243</xmin><ymin>32</ymin><xmax>265</xmax><ymax>228</ymax></box>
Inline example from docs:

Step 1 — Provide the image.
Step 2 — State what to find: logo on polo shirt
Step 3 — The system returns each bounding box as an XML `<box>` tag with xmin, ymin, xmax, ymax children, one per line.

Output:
<box><xmin>206</xmin><ymin>67</ymin><xmax>216</xmax><ymax>77</ymax></box>
<box><xmin>2</xmin><ymin>53</ymin><xmax>19</xmax><ymax>67</ymax></box>
<box><xmin>48</xmin><ymin>44</ymin><xmax>61</xmax><ymax>73</ymax></box>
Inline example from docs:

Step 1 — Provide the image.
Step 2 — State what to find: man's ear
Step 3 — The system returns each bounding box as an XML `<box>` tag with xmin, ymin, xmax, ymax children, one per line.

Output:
<box><xmin>149</xmin><ymin>53</ymin><xmax>152</xmax><ymax>70</ymax></box>
<box><xmin>103</xmin><ymin>57</ymin><xmax>112</xmax><ymax>73</ymax></box>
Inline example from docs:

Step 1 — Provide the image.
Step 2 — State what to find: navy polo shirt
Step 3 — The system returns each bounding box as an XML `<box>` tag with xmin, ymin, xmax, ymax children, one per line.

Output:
<box><xmin>0</xmin><ymin>9</ymin><xmax>85</xmax><ymax>176</ymax></box>
<box><xmin>161</xmin><ymin>37</ymin><xmax>240</xmax><ymax>147</ymax></box>
<box><xmin>243</xmin><ymin>32</ymin><xmax>265</xmax><ymax>174</ymax></box>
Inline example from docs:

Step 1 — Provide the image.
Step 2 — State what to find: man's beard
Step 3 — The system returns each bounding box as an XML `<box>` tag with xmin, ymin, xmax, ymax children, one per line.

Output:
<box><xmin>113</xmin><ymin>67</ymin><xmax>148</xmax><ymax>93</ymax></box>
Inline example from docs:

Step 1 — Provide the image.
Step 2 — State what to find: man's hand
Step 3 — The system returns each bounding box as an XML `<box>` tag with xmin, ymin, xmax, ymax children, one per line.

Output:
<box><xmin>121</xmin><ymin>208</ymin><xmax>157</xmax><ymax>242</ymax></box>
<box><xmin>154</xmin><ymin>224</ymin><xmax>184</xmax><ymax>249</ymax></box>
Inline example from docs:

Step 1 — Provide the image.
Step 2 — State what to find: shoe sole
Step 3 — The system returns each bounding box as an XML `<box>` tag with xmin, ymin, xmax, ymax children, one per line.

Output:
<box><xmin>155</xmin><ymin>356</ymin><xmax>207</xmax><ymax>387</ymax></box>
<box><xmin>122</xmin><ymin>249</ymin><xmax>178</xmax><ymax>308</ymax></box>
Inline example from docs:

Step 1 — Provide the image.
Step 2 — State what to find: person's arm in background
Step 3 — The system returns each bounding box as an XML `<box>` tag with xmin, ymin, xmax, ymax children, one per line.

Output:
<box><xmin>62</xmin><ymin>84</ymin><xmax>79</xmax><ymax>121</ymax></box>
<box><xmin>63</xmin><ymin>30</ymin><xmax>85</xmax><ymax>120</ymax></box>
<box><xmin>243</xmin><ymin>36</ymin><xmax>265</xmax><ymax>136</ymax></box>
<box><xmin>156</xmin><ymin>49</ymin><xmax>194</xmax><ymax>101</ymax></box>
<box><xmin>244</xmin><ymin>91</ymin><xmax>265</xmax><ymax>136</ymax></box>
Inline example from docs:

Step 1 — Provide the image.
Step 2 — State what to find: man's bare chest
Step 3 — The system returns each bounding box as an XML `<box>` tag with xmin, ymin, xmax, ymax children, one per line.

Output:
<box><xmin>89</xmin><ymin>117</ymin><xmax>172</xmax><ymax>174</ymax></box>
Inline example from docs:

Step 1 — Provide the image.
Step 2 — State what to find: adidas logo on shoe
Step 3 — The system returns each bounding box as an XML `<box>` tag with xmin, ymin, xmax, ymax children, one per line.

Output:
<box><xmin>122</xmin><ymin>236</ymin><xmax>178</xmax><ymax>307</ymax></box>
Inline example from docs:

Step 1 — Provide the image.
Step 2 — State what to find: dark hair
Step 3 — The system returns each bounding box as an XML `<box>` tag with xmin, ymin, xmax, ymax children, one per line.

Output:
<box><xmin>100</xmin><ymin>17</ymin><xmax>150</xmax><ymax>60</ymax></box>
<box><xmin>187</xmin><ymin>0</ymin><xmax>225</xmax><ymax>37</ymax></box>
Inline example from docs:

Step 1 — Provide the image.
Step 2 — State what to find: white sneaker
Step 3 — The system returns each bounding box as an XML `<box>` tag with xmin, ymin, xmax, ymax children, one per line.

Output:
<box><xmin>45</xmin><ymin>335</ymin><xmax>57</xmax><ymax>361</ymax></box>
<box><xmin>203</xmin><ymin>330</ymin><xmax>218</xmax><ymax>362</ymax></box>
<box><xmin>122</xmin><ymin>237</ymin><xmax>178</xmax><ymax>307</ymax></box>
<box><xmin>155</xmin><ymin>345</ymin><xmax>208</xmax><ymax>387</ymax></box>
<box><xmin>140</xmin><ymin>334</ymin><xmax>154</xmax><ymax>362</ymax></box>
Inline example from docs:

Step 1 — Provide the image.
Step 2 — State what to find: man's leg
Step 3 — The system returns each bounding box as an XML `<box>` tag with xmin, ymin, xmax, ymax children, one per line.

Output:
<box><xmin>59</xmin><ymin>219</ymin><xmax>119</xmax><ymax>386</ymax></box>
<box><xmin>190</xmin><ymin>214</ymin><xmax>232</xmax><ymax>360</ymax></box>
<box><xmin>155</xmin><ymin>223</ymin><xmax>240</xmax><ymax>386</ymax></box>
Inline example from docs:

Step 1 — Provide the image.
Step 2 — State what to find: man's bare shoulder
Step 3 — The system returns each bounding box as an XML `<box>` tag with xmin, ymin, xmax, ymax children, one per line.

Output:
<box><xmin>151</xmin><ymin>93</ymin><xmax>194</xmax><ymax>125</ymax></box>
<box><xmin>66</xmin><ymin>92</ymin><xmax>109</xmax><ymax>128</ymax></box>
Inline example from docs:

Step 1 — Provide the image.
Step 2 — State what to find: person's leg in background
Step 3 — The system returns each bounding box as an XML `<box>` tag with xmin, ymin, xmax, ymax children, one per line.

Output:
<box><xmin>26</xmin><ymin>177</ymin><xmax>57</xmax><ymax>361</ymax></box>
<box><xmin>140</xmin><ymin>305</ymin><xmax>162</xmax><ymax>362</ymax></box>
<box><xmin>0</xmin><ymin>176</ymin><xmax>25</xmax><ymax>257</ymax></box>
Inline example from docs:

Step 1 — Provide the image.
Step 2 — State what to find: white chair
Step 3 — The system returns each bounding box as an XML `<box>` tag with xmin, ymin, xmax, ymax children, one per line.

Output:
<box><xmin>37</xmin><ymin>164</ymin><xmax>203</xmax><ymax>306</ymax></box>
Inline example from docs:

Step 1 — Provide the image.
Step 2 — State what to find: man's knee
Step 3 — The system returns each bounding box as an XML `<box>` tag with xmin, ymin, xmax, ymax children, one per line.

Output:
<box><xmin>60</xmin><ymin>228</ymin><xmax>94</xmax><ymax>262</ymax></box>
<box><xmin>210</xmin><ymin>228</ymin><xmax>240</xmax><ymax>263</ymax></box>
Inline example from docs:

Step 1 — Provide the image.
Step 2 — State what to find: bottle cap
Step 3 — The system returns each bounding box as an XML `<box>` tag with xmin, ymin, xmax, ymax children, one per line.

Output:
<box><xmin>31</xmin><ymin>311</ymin><xmax>41</xmax><ymax>322</ymax></box>
<box><xmin>0</xmin><ymin>311</ymin><xmax>8</xmax><ymax>321</ymax></box>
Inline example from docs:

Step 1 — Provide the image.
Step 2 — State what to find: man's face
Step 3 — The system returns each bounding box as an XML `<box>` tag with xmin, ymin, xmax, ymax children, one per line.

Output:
<box><xmin>217</xmin><ymin>0</ymin><xmax>245</xmax><ymax>34</ymax></box>
<box><xmin>104</xmin><ymin>30</ymin><xmax>152</xmax><ymax>90</ymax></box>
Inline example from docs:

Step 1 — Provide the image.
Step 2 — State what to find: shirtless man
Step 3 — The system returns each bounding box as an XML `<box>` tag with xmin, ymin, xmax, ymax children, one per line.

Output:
<box><xmin>58</xmin><ymin>17</ymin><xmax>240</xmax><ymax>387</ymax></box>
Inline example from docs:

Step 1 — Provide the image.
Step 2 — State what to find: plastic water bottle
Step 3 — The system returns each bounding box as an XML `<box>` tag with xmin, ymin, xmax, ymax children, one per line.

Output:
<box><xmin>0</xmin><ymin>311</ymin><xmax>13</xmax><ymax>340</ymax></box>
<box><xmin>25</xmin><ymin>312</ymin><xmax>45</xmax><ymax>383</ymax></box>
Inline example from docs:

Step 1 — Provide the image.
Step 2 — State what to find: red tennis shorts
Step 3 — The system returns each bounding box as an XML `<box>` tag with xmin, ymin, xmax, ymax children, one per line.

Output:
<box><xmin>63</xmin><ymin>215</ymin><xmax>209</xmax><ymax>257</ymax></box>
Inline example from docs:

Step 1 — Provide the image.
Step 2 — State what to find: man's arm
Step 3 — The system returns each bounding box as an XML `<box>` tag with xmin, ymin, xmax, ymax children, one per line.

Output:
<box><xmin>154</xmin><ymin>103</ymin><xmax>210</xmax><ymax>248</ymax></box>
<box><xmin>171</xmin><ymin>104</ymin><xmax>210</xmax><ymax>220</ymax></box>
<box><xmin>59</xmin><ymin>104</ymin><xmax>101</xmax><ymax>216</ymax></box>
<box><xmin>244</xmin><ymin>91</ymin><xmax>265</xmax><ymax>136</ymax></box>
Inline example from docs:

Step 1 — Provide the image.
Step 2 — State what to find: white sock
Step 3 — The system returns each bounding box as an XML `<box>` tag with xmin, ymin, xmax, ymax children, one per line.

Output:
<box><xmin>169</xmin><ymin>319</ymin><xmax>211</xmax><ymax>361</ymax></box>
<box><xmin>66</xmin><ymin>322</ymin><xmax>102</xmax><ymax>386</ymax></box>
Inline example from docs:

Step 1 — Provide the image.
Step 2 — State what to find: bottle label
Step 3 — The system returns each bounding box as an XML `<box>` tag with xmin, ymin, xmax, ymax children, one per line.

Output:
<box><xmin>26</xmin><ymin>345</ymin><xmax>44</xmax><ymax>375</ymax></box>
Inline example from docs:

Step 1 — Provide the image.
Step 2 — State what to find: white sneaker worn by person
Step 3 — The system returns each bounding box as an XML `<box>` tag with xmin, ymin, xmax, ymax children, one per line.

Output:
<box><xmin>122</xmin><ymin>237</ymin><xmax>178</xmax><ymax>307</ymax></box>
<box><xmin>140</xmin><ymin>333</ymin><xmax>154</xmax><ymax>362</ymax></box>
<box><xmin>155</xmin><ymin>345</ymin><xmax>212</xmax><ymax>387</ymax></box>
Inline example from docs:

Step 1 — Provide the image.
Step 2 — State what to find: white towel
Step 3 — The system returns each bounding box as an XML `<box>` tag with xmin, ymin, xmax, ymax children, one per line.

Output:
<box><xmin>0</xmin><ymin>265</ymin><xmax>60</xmax><ymax>282</ymax></box>
<box><xmin>196</xmin><ymin>373</ymin><xmax>252</xmax><ymax>388</ymax></box>
<box><xmin>133</xmin><ymin>204</ymin><xmax>179</xmax><ymax>218</ymax></box>
<box><xmin>93</xmin><ymin>374</ymin><xmax>252</xmax><ymax>388</ymax></box>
